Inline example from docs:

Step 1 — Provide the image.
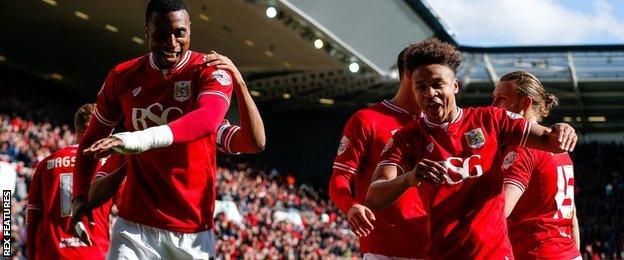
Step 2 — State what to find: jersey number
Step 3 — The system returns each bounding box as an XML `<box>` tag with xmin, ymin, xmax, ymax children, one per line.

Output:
<box><xmin>60</xmin><ymin>173</ymin><xmax>72</xmax><ymax>217</ymax></box>
<box><xmin>554</xmin><ymin>165</ymin><xmax>574</xmax><ymax>220</ymax></box>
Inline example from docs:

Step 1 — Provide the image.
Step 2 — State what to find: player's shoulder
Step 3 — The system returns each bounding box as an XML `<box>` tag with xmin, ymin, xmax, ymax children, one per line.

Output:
<box><xmin>111</xmin><ymin>54</ymin><xmax>147</xmax><ymax>74</ymax></box>
<box><xmin>504</xmin><ymin>145</ymin><xmax>534</xmax><ymax>161</ymax></box>
<box><xmin>395</xmin><ymin>118</ymin><xmax>421</xmax><ymax>137</ymax></box>
<box><xmin>36</xmin><ymin>146</ymin><xmax>77</xmax><ymax>170</ymax></box>
<box><xmin>47</xmin><ymin>145</ymin><xmax>78</xmax><ymax>159</ymax></box>
<box><xmin>469</xmin><ymin>106</ymin><xmax>501</xmax><ymax>117</ymax></box>
<box><xmin>346</xmin><ymin>105</ymin><xmax>387</xmax><ymax>130</ymax></box>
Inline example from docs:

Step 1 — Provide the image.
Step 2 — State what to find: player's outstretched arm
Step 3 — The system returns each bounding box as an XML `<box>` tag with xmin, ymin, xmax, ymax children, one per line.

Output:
<box><xmin>204</xmin><ymin>51</ymin><xmax>265</xmax><ymax>153</ymax></box>
<box><xmin>88</xmin><ymin>155</ymin><xmax>126</xmax><ymax>208</ymax></box>
<box><xmin>524</xmin><ymin>123</ymin><xmax>578</xmax><ymax>153</ymax></box>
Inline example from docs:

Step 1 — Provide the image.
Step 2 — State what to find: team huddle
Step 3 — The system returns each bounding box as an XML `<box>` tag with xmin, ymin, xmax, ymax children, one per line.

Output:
<box><xmin>24</xmin><ymin>0</ymin><xmax>580</xmax><ymax>259</ymax></box>
<box><xmin>329</xmin><ymin>40</ymin><xmax>580</xmax><ymax>259</ymax></box>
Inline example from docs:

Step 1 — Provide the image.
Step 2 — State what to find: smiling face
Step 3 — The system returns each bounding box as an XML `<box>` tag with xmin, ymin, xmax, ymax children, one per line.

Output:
<box><xmin>145</xmin><ymin>10</ymin><xmax>190</xmax><ymax>69</ymax></box>
<box><xmin>411</xmin><ymin>64</ymin><xmax>459</xmax><ymax>124</ymax></box>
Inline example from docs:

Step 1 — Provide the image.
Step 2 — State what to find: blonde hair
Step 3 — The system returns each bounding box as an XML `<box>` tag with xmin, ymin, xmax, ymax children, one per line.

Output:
<box><xmin>500</xmin><ymin>71</ymin><xmax>559</xmax><ymax>120</ymax></box>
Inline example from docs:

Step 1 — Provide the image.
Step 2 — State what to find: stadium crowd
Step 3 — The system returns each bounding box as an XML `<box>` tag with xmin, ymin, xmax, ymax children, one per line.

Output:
<box><xmin>0</xmin><ymin>113</ymin><xmax>359</xmax><ymax>258</ymax></box>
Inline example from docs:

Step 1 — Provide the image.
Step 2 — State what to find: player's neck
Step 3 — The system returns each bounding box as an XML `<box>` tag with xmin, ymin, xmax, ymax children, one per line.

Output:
<box><xmin>391</xmin><ymin>82</ymin><xmax>420</xmax><ymax>115</ymax></box>
<box><xmin>524</xmin><ymin>110</ymin><xmax>539</xmax><ymax>123</ymax></box>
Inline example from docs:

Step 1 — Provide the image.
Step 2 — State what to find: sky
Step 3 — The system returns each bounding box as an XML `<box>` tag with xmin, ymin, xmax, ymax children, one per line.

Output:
<box><xmin>428</xmin><ymin>0</ymin><xmax>624</xmax><ymax>46</ymax></box>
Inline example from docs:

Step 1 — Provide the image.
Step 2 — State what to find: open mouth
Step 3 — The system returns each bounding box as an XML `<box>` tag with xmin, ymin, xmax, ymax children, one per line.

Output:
<box><xmin>161</xmin><ymin>50</ymin><xmax>181</xmax><ymax>62</ymax></box>
<box><xmin>426</xmin><ymin>100</ymin><xmax>443</xmax><ymax>115</ymax></box>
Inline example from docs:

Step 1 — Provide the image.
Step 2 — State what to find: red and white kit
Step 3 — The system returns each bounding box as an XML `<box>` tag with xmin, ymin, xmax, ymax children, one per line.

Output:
<box><xmin>503</xmin><ymin>147</ymin><xmax>581</xmax><ymax>260</ymax></box>
<box><xmin>379</xmin><ymin>107</ymin><xmax>530</xmax><ymax>259</ymax></box>
<box><xmin>331</xmin><ymin>100</ymin><xmax>428</xmax><ymax>258</ymax></box>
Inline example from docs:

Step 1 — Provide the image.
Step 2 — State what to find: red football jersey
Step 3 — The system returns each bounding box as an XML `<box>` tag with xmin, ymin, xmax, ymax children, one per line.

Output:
<box><xmin>379</xmin><ymin>107</ymin><xmax>530</xmax><ymax>259</ymax></box>
<box><xmin>332</xmin><ymin>100</ymin><xmax>428</xmax><ymax>258</ymax></box>
<box><xmin>26</xmin><ymin>146</ymin><xmax>112</xmax><ymax>260</ymax></box>
<box><xmin>503</xmin><ymin>147</ymin><xmax>580</xmax><ymax>259</ymax></box>
<box><xmin>216</xmin><ymin>119</ymin><xmax>241</xmax><ymax>155</ymax></box>
<box><xmin>93</xmin><ymin>50</ymin><xmax>233</xmax><ymax>232</ymax></box>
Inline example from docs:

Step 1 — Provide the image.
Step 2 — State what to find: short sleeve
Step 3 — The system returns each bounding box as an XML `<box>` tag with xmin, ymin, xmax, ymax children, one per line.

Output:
<box><xmin>377</xmin><ymin>124</ymin><xmax>420</xmax><ymax>174</ymax></box>
<box><xmin>216</xmin><ymin>120</ymin><xmax>241</xmax><ymax>155</ymax></box>
<box><xmin>492</xmin><ymin>108</ymin><xmax>530</xmax><ymax>147</ymax></box>
<box><xmin>197</xmin><ymin>68</ymin><xmax>234</xmax><ymax>106</ymax></box>
<box><xmin>332</xmin><ymin>112</ymin><xmax>371</xmax><ymax>175</ymax></box>
<box><xmin>93</xmin><ymin>70</ymin><xmax>122</xmax><ymax>127</ymax></box>
<box><xmin>501</xmin><ymin>147</ymin><xmax>534</xmax><ymax>193</ymax></box>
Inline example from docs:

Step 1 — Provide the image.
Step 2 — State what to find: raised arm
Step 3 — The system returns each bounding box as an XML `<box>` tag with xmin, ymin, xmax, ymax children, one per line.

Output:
<box><xmin>205</xmin><ymin>51</ymin><xmax>265</xmax><ymax>153</ymax></box>
<box><xmin>524</xmin><ymin>123</ymin><xmax>577</xmax><ymax>153</ymax></box>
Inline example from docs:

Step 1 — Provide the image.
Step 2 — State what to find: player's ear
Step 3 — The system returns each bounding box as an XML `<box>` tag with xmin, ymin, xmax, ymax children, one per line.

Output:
<box><xmin>521</xmin><ymin>96</ymin><xmax>532</xmax><ymax>112</ymax></box>
<box><xmin>452</xmin><ymin>78</ymin><xmax>459</xmax><ymax>94</ymax></box>
<box><xmin>143</xmin><ymin>23</ymin><xmax>148</xmax><ymax>39</ymax></box>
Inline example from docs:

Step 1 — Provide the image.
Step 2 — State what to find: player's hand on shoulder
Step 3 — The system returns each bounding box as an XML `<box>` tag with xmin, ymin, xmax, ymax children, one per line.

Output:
<box><xmin>549</xmin><ymin>123</ymin><xmax>577</xmax><ymax>152</ymax></box>
<box><xmin>203</xmin><ymin>51</ymin><xmax>244</xmax><ymax>86</ymax></box>
<box><xmin>83</xmin><ymin>136</ymin><xmax>124</xmax><ymax>158</ymax></box>
<box><xmin>412</xmin><ymin>159</ymin><xmax>447</xmax><ymax>185</ymax></box>
<box><xmin>347</xmin><ymin>204</ymin><xmax>376</xmax><ymax>237</ymax></box>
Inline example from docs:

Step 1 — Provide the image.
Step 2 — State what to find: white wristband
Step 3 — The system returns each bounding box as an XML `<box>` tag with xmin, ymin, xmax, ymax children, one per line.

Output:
<box><xmin>112</xmin><ymin>125</ymin><xmax>174</xmax><ymax>154</ymax></box>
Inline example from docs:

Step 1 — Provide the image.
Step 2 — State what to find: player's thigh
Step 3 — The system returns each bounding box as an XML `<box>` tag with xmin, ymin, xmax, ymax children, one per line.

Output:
<box><xmin>106</xmin><ymin>217</ymin><xmax>160</xmax><ymax>260</ymax></box>
<box><xmin>162</xmin><ymin>229</ymin><xmax>216</xmax><ymax>259</ymax></box>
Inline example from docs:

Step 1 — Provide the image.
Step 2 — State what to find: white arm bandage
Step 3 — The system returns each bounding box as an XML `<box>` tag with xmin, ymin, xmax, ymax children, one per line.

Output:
<box><xmin>112</xmin><ymin>125</ymin><xmax>174</xmax><ymax>154</ymax></box>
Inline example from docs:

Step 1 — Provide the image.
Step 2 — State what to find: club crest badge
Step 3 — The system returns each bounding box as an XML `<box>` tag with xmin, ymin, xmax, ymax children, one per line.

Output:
<box><xmin>212</xmin><ymin>69</ymin><xmax>232</xmax><ymax>86</ymax></box>
<box><xmin>337</xmin><ymin>136</ymin><xmax>349</xmax><ymax>155</ymax></box>
<box><xmin>174</xmin><ymin>81</ymin><xmax>191</xmax><ymax>102</ymax></box>
<box><xmin>464</xmin><ymin>128</ymin><xmax>486</xmax><ymax>149</ymax></box>
<box><xmin>502</xmin><ymin>151</ymin><xmax>517</xmax><ymax>170</ymax></box>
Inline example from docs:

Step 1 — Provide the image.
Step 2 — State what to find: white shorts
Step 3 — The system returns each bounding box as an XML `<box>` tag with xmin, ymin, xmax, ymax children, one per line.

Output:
<box><xmin>363</xmin><ymin>253</ymin><xmax>422</xmax><ymax>260</ymax></box>
<box><xmin>106</xmin><ymin>217</ymin><xmax>216</xmax><ymax>260</ymax></box>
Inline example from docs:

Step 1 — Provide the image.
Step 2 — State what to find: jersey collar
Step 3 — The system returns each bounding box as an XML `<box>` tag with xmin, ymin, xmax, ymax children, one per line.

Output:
<box><xmin>423</xmin><ymin>107</ymin><xmax>463</xmax><ymax>131</ymax></box>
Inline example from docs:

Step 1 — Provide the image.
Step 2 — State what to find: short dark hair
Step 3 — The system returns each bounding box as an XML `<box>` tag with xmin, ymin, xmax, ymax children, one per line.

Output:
<box><xmin>145</xmin><ymin>0</ymin><xmax>188</xmax><ymax>23</ymax></box>
<box><xmin>397</xmin><ymin>48</ymin><xmax>406</xmax><ymax>80</ymax></box>
<box><xmin>403</xmin><ymin>38</ymin><xmax>462</xmax><ymax>74</ymax></box>
<box><xmin>74</xmin><ymin>103</ymin><xmax>96</xmax><ymax>135</ymax></box>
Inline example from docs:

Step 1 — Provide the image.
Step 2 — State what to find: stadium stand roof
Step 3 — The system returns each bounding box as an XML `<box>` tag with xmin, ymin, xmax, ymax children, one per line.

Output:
<box><xmin>1</xmin><ymin>0</ymin><xmax>622</xmax><ymax>131</ymax></box>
